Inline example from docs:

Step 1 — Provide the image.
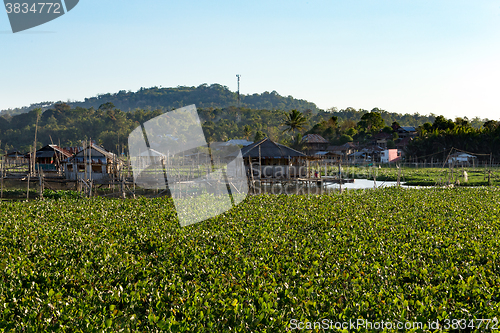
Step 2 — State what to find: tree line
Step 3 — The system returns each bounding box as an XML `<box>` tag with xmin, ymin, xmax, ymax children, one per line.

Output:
<box><xmin>0</xmin><ymin>102</ymin><xmax>496</xmax><ymax>159</ymax></box>
<box><xmin>406</xmin><ymin>116</ymin><xmax>500</xmax><ymax>161</ymax></box>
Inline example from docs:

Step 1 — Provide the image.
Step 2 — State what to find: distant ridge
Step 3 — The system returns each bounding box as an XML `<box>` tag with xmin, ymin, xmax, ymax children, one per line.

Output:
<box><xmin>0</xmin><ymin>84</ymin><xmax>319</xmax><ymax>117</ymax></box>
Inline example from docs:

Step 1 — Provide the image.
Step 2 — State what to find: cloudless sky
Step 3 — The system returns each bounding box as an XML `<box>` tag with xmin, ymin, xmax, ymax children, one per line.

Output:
<box><xmin>1</xmin><ymin>0</ymin><xmax>500</xmax><ymax>119</ymax></box>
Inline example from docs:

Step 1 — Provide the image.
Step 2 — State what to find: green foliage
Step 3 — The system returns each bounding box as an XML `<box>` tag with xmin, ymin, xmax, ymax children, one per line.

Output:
<box><xmin>483</xmin><ymin>120</ymin><xmax>498</xmax><ymax>132</ymax></box>
<box><xmin>327</xmin><ymin>108</ymin><xmax>435</xmax><ymax>128</ymax></box>
<box><xmin>0</xmin><ymin>106</ymin><xmax>301</xmax><ymax>153</ymax></box>
<box><xmin>42</xmin><ymin>189</ymin><xmax>84</xmax><ymax>199</ymax></box>
<box><xmin>357</xmin><ymin>111</ymin><xmax>385</xmax><ymax>134</ymax></box>
<box><xmin>339</xmin><ymin>134</ymin><xmax>353</xmax><ymax>144</ymax></box>
<box><xmin>242</xmin><ymin>125</ymin><xmax>252</xmax><ymax>140</ymax></box>
<box><xmin>1</xmin><ymin>189</ymin><xmax>500</xmax><ymax>331</ymax></box>
<box><xmin>1</xmin><ymin>84</ymin><xmax>318</xmax><ymax>116</ymax></box>
<box><xmin>433</xmin><ymin>116</ymin><xmax>456</xmax><ymax>132</ymax></box>
<box><xmin>305</xmin><ymin>117</ymin><xmax>339</xmax><ymax>142</ymax></box>
<box><xmin>292</xmin><ymin>133</ymin><xmax>304</xmax><ymax>150</ymax></box>
<box><xmin>346</xmin><ymin>127</ymin><xmax>357</xmax><ymax>137</ymax></box>
<box><xmin>254</xmin><ymin>130</ymin><xmax>267</xmax><ymax>142</ymax></box>
<box><xmin>382</xmin><ymin>126</ymin><xmax>393</xmax><ymax>134</ymax></box>
<box><xmin>281</xmin><ymin>109</ymin><xmax>308</xmax><ymax>134</ymax></box>
<box><xmin>407</xmin><ymin>117</ymin><xmax>500</xmax><ymax>159</ymax></box>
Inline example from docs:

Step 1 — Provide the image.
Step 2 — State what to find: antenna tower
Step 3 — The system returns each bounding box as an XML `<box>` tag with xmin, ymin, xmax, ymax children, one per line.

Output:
<box><xmin>236</xmin><ymin>74</ymin><xmax>241</xmax><ymax>107</ymax></box>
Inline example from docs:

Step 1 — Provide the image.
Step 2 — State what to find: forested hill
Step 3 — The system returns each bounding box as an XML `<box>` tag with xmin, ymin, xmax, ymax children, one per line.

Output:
<box><xmin>0</xmin><ymin>84</ymin><xmax>318</xmax><ymax>117</ymax></box>
<box><xmin>0</xmin><ymin>103</ymin><xmax>436</xmax><ymax>154</ymax></box>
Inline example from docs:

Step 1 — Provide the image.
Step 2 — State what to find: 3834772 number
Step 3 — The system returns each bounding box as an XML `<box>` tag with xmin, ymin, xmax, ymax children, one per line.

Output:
<box><xmin>5</xmin><ymin>3</ymin><xmax>61</xmax><ymax>14</ymax></box>
<box><xmin>443</xmin><ymin>318</ymin><xmax>499</xmax><ymax>330</ymax></box>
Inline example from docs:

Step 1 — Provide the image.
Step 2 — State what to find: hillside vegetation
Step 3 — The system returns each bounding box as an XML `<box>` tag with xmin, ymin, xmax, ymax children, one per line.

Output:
<box><xmin>0</xmin><ymin>84</ymin><xmax>318</xmax><ymax>117</ymax></box>
<box><xmin>0</xmin><ymin>103</ymin><xmax>436</xmax><ymax>154</ymax></box>
<box><xmin>1</xmin><ymin>83</ymin><xmax>496</xmax><ymax>158</ymax></box>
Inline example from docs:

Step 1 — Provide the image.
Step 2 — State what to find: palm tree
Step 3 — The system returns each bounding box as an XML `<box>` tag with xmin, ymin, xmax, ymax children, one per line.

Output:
<box><xmin>243</xmin><ymin>125</ymin><xmax>252</xmax><ymax>140</ymax></box>
<box><xmin>281</xmin><ymin>109</ymin><xmax>307</xmax><ymax>134</ymax></box>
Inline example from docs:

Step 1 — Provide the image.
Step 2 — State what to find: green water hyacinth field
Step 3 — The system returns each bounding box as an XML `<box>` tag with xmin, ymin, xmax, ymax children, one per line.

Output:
<box><xmin>1</xmin><ymin>188</ymin><xmax>500</xmax><ymax>331</ymax></box>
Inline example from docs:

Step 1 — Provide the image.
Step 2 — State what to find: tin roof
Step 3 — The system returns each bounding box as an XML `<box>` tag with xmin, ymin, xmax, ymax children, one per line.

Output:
<box><xmin>73</xmin><ymin>143</ymin><xmax>115</xmax><ymax>159</ymax></box>
<box><xmin>225</xmin><ymin>139</ymin><xmax>254</xmax><ymax>146</ymax></box>
<box><xmin>5</xmin><ymin>150</ymin><xmax>24</xmax><ymax>157</ymax></box>
<box><xmin>30</xmin><ymin>145</ymin><xmax>73</xmax><ymax>158</ymax></box>
<box><xmin>302</xmin><ymin>134</ymin><xmax>329</xmax><ymax>144</ymax></box>
<box><xmin>327</xmin><ymin>142</ymin><xmax>357</xmax><ymax>152</ymax></box>
<box><xmin>399</xmin><ymin>126</ymin><xmax>416</xmax><ymax>132</ymax></box>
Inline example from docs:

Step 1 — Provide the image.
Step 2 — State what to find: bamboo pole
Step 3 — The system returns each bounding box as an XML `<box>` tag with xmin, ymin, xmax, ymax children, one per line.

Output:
<box><xmin>121</xmin><ymin>173</ymin><xmax>126</xmax><ymax>199</ymax></box>
<box><xmin>84</xmin><ymin>140</ymin><xmax>87</xmax><ymax>195</ymax></box>
<box><xmin>249</xmin><ymin>157</ymin><xmax>254</xmax><ymax>194</ymax></box>
<box><xmin>26</xmin><ymin>152</ymin><xmax>31</xmax><ymax>200</ymax></box>
<box><xmin>397</xmin><ymin>164</ymin><xmax>401</xmax><ymax>187</ymax></box>
<box><xmin>32</xmin><ymin>112</ymin><xmax>40</xmax><ymax>177</ymax></box>
<box><xmin>489</xmin><ymin>152</ymin><xmax>492</xmax><ymax>186</ymax></box>
<box><xmin>338</xmin><ymin>161</ymin><xmax>342</xmax><ymax>194</ymax></box>
<box><xmin>1</xmin><ymin>156</ymin><xmax>4</xmax><ymax>199</ymax></box>
<box><xmin>38</xmin><ymin>163</ymin><xmax>43</xmax><ymax>199</ymax></box>
<box><xmin>89</xmin><ymin>140</ymin><xmax>92</xmax><ymax>197</ymax></box>
<box><xmin>258</xmin><ymin>145</ymin><xmax>262</xmax><ymax>180</ymax></box>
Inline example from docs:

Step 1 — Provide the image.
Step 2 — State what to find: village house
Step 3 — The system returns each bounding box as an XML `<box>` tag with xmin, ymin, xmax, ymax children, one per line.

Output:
<box><xmin>3</xmin><ymin>150</ymin><xmax>29</xmax><ymax>166</ymax></box>
<box><xmin>380</xmin><ymin>149</ymin><xmax>401</xmax><ymax>163</ymax></box>
<box><xmin>447</xmin><ymin>152</ymin><xmax>477</xmax><ymax>166</ymax></box>
<box><xmin>28</xmin><ymin>145</ymin><xmax>73</xmax><ymax>174</ymax></box>
<box><xmin>62</xmin><ymin>143</ymin><xmax>121</xmax><ymax>182</ymax></box>
<box><xmin>301</xmin><ymin>134</ymin><xmax>329</xmax><ymax>155</ymax></box>
<box><xmin>327</xmin><ymin>142</ymin><xmax>357</xmax><ymax>160</ymax></box>
<box><xmin>371</xmin><ymin>132</ymin><xmax>393</xmax><ymax>149</ymax></box>
<box><xmin>348</xmin><ymin>151</ymin><xmax>372</xmax><ymax>163</ymax></box>
<box><xmin>349</xmin><ymin>146</ymin><xmax>384</xmax><ymax>164</ymax></box>
<box><xmin>238</xmin><ymin>138</ymin><xmax>309</xmax><ymax>178</ymax></box>
<box><xmin>397</xmin><ymin>126</ymin><xmax>418</xmax><ymax>139</ymax></box>
<box><xmin>313</xmin><ymin>150</ymin><xmax>343</xmax><ymax>163</ymax></box>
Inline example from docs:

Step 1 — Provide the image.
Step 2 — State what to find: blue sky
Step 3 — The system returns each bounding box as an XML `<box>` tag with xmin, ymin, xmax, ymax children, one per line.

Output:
<box><xmin>1</xmin><ymin>0</ymin><xmax>500</xmax><ymax>119</ymax></box>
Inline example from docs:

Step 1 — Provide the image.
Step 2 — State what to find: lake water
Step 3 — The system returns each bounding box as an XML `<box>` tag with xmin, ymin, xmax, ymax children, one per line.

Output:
<box><xmin>326</xmin><ymin>179</ymin><xmax>420</xmax><ymax>190</ymax></box>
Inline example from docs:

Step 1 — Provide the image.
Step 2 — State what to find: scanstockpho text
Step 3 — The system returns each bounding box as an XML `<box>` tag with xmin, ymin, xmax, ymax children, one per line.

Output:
<box><xmin>290</xmin><ymin>319</ymin><xmax>424</xmax><ymax>331</ymax></box>
<box><xmin>289</xmin><ymin>318</ymin><xmax>499</xmax><ymax>330</ymax></box>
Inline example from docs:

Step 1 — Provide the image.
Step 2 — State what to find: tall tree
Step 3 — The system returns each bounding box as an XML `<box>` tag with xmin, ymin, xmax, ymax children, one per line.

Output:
<box><xmin>432</xmin><ymin>115</ymin><xmax>455</xmax><ymax>131</ymax></box>
<box><xmin>243</xmin><ymin>125</ymin><xmax>252</xmax><ymax>140</ymax></box>
<box><xmin>254</xmin><ymin>130</ymin><xmax>267</xmax><ymax>142</ymax></box>
<box><xmin>328</xmin><ymin>115</ymin><xmax>338</xmax><ymax>128</ymax></box>
<box><xmin>357</xmin><ymin>111</ymin><xmax>385</xmax><ymax>134</ymax></box>
<box><xmin>281</xmin><ymin>109</ymin><xmax>307</xmax><ymax>134</ymax></box>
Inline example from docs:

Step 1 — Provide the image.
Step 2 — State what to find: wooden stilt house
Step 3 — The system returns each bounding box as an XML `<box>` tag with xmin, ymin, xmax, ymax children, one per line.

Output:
<box><xmin>28</xmin><ymin>145</ymin><xmax>73</xmax><ymax>174</ymax></box>
<box><xmin>63</xmin><ymin>143</ymin><xmax>121</xmax><ymax>182</ymax></box>
<box><xmin>238</xmin><ymin>138</ymin><xmax>308</xmax><ymax>179</ymax></box>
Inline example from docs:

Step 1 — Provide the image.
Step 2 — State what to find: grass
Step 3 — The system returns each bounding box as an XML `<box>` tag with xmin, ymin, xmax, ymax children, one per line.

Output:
<box><xmin>1</xmin><ymin>188</ymin><xmax>500</xmax><ymax>331</ymax></box>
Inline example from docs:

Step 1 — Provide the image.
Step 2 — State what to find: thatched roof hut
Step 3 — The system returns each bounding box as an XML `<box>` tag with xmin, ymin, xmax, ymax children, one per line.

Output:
<box><xmin>236</xmin><ymin>138</ymin><xmax>308</xmax><ymax>178</ymax></box>
<box><xmin>240</xmin><ymin>138</ymin><xmax>306</xmax><ymax>160</ymax></box>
